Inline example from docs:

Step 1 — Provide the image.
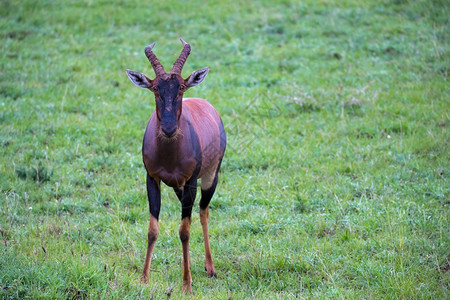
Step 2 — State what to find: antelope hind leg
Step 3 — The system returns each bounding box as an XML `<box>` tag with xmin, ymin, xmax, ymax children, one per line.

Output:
<box><xmin>199</xmin><ymin>171</ymin><xmax>219</xmax><ymax>277</ymax></box>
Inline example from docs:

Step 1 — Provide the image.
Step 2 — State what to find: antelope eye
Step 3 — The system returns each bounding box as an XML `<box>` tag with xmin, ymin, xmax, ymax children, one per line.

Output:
<box><xmin>151</xmin><ymin>86</ymin><xmax>158</xmax><ymax>92</ymax></box>
<box><xmin>180</xmin><ymin>85</ymin><xmax>186</xmax><ymax>90</ymax></box>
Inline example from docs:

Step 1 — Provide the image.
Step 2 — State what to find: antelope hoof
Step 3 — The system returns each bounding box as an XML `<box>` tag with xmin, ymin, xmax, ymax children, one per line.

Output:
<box><xmin>208</xmin><ymin>271</ymin><xmax>217</xmax><ymax>278</ymax></box>
<box><xmin>206</xmin><ymin>267</ymin><xmax>217</xmax><ymax>278</ymax></box>
<box><xmin>182</xmin><ymin>282</ymin><xmax>193</xmax><ymax>293</ymax></box>
<box><xmin>205</xmin><ymin>262</ymin><xmax>217</xmax><ymax>278</ymax></box>
<box><xmin>140</xmin><ymin>274</ymin><xmax>149</xmax><ymax>284</ymax></box>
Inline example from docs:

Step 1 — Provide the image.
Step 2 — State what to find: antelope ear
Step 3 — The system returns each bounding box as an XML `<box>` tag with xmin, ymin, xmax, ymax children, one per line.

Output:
<box><xmin>125</xmin><ymin>69</ymin><xmax>152</xmax><ymax>89</ymax></box>
<box><xmin>185</xmin><ymin>67</ymin><xmax>209</xmax><ymax>88</ymax></box>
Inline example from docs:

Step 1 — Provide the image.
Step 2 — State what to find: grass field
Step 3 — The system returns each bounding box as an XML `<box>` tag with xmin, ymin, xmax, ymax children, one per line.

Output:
<box><xmin>1</xmin><ymin>0</ymin><xmax>449</xmax><ymax>298</ymax></box>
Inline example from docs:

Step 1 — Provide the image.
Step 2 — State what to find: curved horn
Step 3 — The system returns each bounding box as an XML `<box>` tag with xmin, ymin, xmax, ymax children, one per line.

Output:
<box><xmin>145</xmin><ymin>42</ymin><xmax>165</xmax><ymax>76</ymax></box>
<box><xmin>171</xmin><ymin>38</ymin><xmax>191</xmax><ymax>74</ymax></box>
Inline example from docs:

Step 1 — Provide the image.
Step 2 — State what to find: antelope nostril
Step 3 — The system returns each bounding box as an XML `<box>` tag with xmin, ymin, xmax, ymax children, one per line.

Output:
<box><xmin>162</xmin><ymin>127</ymin><xmax>177</xmax><ymax>137</ymax></box>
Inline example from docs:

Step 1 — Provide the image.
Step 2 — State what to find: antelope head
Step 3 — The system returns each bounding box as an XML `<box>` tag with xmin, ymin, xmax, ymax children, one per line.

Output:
<box><xmin>126</xmin><ymin>39</ymin><xmax>209</xmax><ymax>139</ymax></box>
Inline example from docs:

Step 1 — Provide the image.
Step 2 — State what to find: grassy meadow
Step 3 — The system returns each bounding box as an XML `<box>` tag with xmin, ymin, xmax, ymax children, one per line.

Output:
<box><xmin>1</xmin><ymin>0</ymin><xmax>449</xmax><ymax>298</ymax></box>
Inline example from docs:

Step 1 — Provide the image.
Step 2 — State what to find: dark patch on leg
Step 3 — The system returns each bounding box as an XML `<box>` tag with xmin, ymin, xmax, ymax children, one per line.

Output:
<box><xmin>199</xmin><ymin>173</ymin><xmax>218</xmax><ymax>210</ymax></box>
<box><xmin>173</xmin><ymin>187</ymin><xmax>183</xmax><ymax>202</ymax></box>
<box><xmin>181</xmin><ymin>177</ymin><xmax>198</xmax><ymax>219</ymax></box>
<box><xmin>147</xmin><ymin>174</ymin><xmax>161</xmax><ymax>220</ymax></box>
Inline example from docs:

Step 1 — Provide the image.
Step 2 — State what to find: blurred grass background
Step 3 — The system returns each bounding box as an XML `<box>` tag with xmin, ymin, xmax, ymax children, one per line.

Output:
<box><xmin>0</xmin><ymin>0</ymin><xmax>448</xmax><ymax>298</ymax></box>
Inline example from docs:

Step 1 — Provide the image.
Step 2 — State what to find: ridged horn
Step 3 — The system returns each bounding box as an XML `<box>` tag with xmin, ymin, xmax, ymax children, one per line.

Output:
<box><xmin>145</xmin><ymin>42</ymin><xmax>165</xmax><ymax>76</ymax></box>
<box><xmin>171</xmin><ymin>38</ymin><xmax>191</xmax><ymax>74</ymax></box>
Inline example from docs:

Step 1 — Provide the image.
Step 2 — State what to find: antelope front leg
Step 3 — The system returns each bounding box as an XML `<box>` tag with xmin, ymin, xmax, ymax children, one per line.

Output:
<box><xmin>142</xmin><ymin>215</ymin><xmax>158</xmax><ymax>283</ymax></box>
<box><xmin>142</xmin><ymin>175</ymin><xmax>161</xmax><ymax>283</ymax></box>
<box><xmin>179</xmin><ymin>217</ymin><xmax>192</xmax><ymax>293</ymax></box>
<box><xmin>179</xmin><ymin>177</ymin><xmax>197</xmax><ymax>293</ymax></box>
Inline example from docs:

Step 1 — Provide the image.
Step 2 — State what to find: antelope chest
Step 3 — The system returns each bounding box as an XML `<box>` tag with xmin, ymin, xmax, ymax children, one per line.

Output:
<box><xmin>154</xmin><ymin>168</ymin><xmax>188</xmax><ymax>187</ymax></box>
<box><xmin>143</xmin><ymin>149</ymin><xmax>198</xmax><ymax>188</ymax></box>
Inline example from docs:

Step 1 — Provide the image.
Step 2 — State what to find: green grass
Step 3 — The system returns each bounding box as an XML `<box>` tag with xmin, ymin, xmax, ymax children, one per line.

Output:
<box><xmin>1</xmin><ymin>0</ymin><xmax>448</xmax><ymax>298</ymax></box>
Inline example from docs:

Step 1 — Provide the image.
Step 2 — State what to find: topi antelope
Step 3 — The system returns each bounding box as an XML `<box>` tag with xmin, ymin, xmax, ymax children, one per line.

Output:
<box><xmin>125</xmin><ymin>39</ymin><xmax>226</xmax><ymax>293</ymax></box>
